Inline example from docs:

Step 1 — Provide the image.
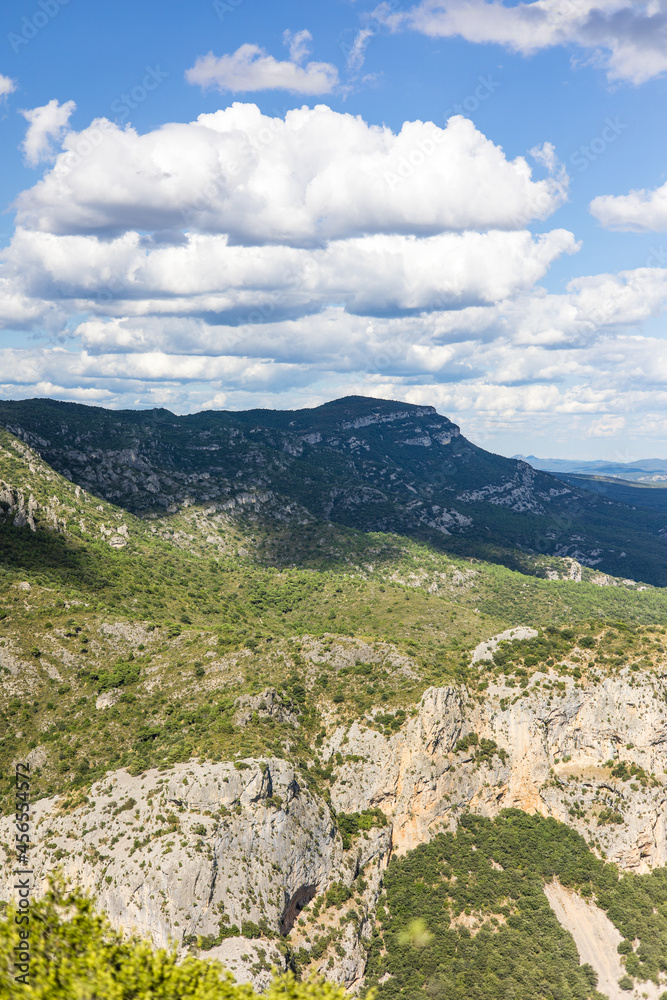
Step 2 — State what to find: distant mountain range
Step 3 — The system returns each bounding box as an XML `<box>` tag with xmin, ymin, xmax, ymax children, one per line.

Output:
<box><xmin>518</xmin><ymin>454</ymin><xmax>667</xmax><ymax>483</ymax></box>
<box><xmin>3</xmin><ymin>395</ymin><xmax>667</xmax><ymax>584</ymax></box>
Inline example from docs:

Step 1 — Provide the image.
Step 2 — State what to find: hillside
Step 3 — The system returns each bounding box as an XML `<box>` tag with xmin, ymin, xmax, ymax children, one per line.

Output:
<box><xmin>551</xmin><ymin>472</ymin><xmax>667</xmax><ymax>514</ymax></box>
<box><xmin>2</xmin><ymin>408</ymin><xmax>667</xmax><ymax>997</ymax></box>
<box><xmin>3</xmin><ymin>396</ymin><xmax>667</xmax><ymax>585</ymax></box>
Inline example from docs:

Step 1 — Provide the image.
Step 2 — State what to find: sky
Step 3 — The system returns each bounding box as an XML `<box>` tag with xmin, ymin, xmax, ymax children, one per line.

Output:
<box><xmin>1</xmin><ymin>1</ymin><xmax>667</xmax><ymax>460</ymax></box>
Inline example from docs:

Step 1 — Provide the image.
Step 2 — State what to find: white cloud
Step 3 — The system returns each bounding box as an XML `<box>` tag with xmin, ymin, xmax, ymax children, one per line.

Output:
<box><xmin>590</xmin><ymin>180</ymin><xmax>667</xmax><ymax>232</ymax></box>
<box><xmin>14</xmin><ymin>105</ymin><xmax>568</xmax><ymax>241</ymax></box>
<box><xmin>347</xmin><ymin>28</ymin><xmax>375</xmax><ymax>71</ymax></box>
<box><xmin>3</xmin><ymin>227</ymin><xmax>577</xmax><ymax>321</ymax></box>
<box><xmin>20</xmin><ymin>98</ymin><xmax>76</xmax><ymax>167</ymax></box>
<box><xmin>0</xmin><ymin>346</ymin><xmax>305</xmax><ymax>393</ymax></box>
<box><xmin>587</xmin><ymin>414</ymin><xmax>627</xmax><ymax>437</ymax></box>
<box><xmin>0</xmin><ymin>74</ymin><xmax>16</xmax><ymax>100</ymax></box>
<box><xmin>283</xmin><ymin>29</ymin><xmax>313</xmax><ymax>64</ymax></box>
<box><xmin>0</xmin><ymin>274</ymin><xmax>60</xmax><ymax>330</ymax></box>
<box><xmin>184</xmin><ymin>42</ymin><xmax>339</xmax><ymax>95</ymax></box>
<box><xmin>5</xmin><ymin>98</ymin><xmax>667</xmax><ymax>456</ymax></box>
<box><xmin>382</xmin><ymin>0</ymin><xmax>667</xmax><ymax>84</ymax></box>
<box><xmin>3</xmin><ymin>318</ymin><xmax>667</xmax><ymax>457</ymax></box>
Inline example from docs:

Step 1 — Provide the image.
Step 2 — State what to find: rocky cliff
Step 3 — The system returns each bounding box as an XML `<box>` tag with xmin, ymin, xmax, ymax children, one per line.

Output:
<box><xmin>3</xmin><ymin>652</ymin><xmax>666</xmax><ymax>993</ymax></box>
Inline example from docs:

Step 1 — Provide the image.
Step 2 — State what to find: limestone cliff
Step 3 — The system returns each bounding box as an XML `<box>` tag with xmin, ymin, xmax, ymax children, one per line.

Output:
<box><xmin>2</xmin><ymin>663</ymin><xmax>667</xmax><ymax>992</ymax></box>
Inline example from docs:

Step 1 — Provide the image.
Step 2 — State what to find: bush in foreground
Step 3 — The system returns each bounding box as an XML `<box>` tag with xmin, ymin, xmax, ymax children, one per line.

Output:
<box><xmin>0</xmin><ymin>878</ymin><xmax>350</xmax><ymax>1000</ymax></box>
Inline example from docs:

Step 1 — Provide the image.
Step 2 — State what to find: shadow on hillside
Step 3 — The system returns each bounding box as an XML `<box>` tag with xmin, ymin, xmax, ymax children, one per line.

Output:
<box><xmin>0</xmin><ymin>525</ymin><xmax>114</xmax><ymax>595</ymax></box>
<box><xmin>239</xmin><ymin>511</ymin><xmax>667</xmax><ymax>588</ymax></box>
<box><xmin>238</xmin><ymin>515</ymin><xmax>540</xmax><ymax>578</ymax></box>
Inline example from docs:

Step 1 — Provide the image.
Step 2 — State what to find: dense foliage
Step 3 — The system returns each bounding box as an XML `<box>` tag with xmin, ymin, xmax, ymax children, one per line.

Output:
<box><xmin>336</xmin><ymin>808</ymin><xmax>388</xmax><ymax>850</ymax></box>
<box><xmin>366</xmin><ymin>811</ymin><xmax>667</xmax><ymax>1000</ymax></box>
<box><xmin>0</xmin><ymin>879</ymin><xmax>351</xmax><ymax>1000</ymax></box>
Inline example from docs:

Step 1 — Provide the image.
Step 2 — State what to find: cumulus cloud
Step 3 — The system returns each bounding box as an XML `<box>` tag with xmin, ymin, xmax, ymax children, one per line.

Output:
<box><xmin>184</xmin><ymin>39</ymin><xmax>339</xmax><ymax>94</ymax></box>
<box><xmin>0</xmin><ymin>274</ymin><xmax>61</xmax><ymax>330</ymax></box>
<box><xmin>4</xmin><ymin>307</ymin><xmax>667</xmax><ymax>448</ymax></box>
<box><xmin>590</xmin><ymin>180</ymin><xmax>667</xmax><ymax>232</ymax></box>
<box><xmin>0</xmin><ymin>347</ymin><xmax>305</xmax><ymax>395</ymax></box>
<box><xmin>20</xmin><ymin>98</ymin><xmax>76</xmax><ymax>166</ymax></box>
<box><xmin>3</xmin><ymin>313</ymin><xmax>667</xmax><ymax>456</ymax></box>
<box><xmin>380</xmin><ymin>0</ymin><xmax>667</xmax><ymax>84</ymax></box>
<box><xmin>4</xmin><ymin>97</ymin><xmax>667</xmax><ymax>455</ymax></box>
<box><xmin>3</xmin><ymin>227</ymin><xmax>578</xmax><ymax>322</ymax></box>
<box><xmin>14</xmin><ymin>104</ymin><xmax>568</xmax><ymax>241</ymax></box>
<box><xmin>0</xmin><ymin>74</ymin><xmax>16</xmax><ymax>100</ymax></box>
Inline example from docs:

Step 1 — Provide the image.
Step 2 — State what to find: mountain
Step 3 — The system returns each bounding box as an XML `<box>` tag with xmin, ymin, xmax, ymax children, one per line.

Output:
<box><xmin>3</xmin><ymin>395</ymin><xmax>667</xmax><ymax>585</ymax></box>
<box><xmin>519</xmin><ymin>453</ymin><xmax>667</xmax><ymax>483</ymax></box>
<box><xmin>3</xmin><ymin>399</ymin><xmax>667</xmax><ymax>997</ymax></box>
<box><xmin>550</xmin><ymin>472</ymin><xmax>667</xmax><ymax>514</ymax></box>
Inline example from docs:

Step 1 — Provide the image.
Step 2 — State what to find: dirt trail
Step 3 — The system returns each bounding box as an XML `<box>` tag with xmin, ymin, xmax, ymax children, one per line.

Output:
<box><xmin>544</xmin><ymin>881</ymin><xmax>663</xmax><ymax>1000</ymax></box>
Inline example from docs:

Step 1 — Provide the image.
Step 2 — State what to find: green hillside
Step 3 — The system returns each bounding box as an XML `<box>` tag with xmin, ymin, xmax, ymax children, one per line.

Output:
<box><xmin>366</xmin><ymin>811</ymin><xmax>667</xmax><ymax>1000</ymax></box>
<box><xmin>3</xmin><ymin>396</ymin><xmax>667</xmax><ymax>585</ymax></box>
<box><xmin>2</xmin><ymin>424</ymin><xmax>667</xmax><ymax>813</ymax></box>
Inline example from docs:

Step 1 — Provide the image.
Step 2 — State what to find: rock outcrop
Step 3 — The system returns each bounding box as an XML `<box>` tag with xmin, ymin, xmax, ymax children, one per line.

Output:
<box><xmin>3</xmin><ymin>668</ymin><xmax>667</xmax><ymax>990</ymax></box>
<box><xmin>543</xmin><ymin>881</ymin><xmax>664</xmax><ymax>1000</ymax></box>
<box><xmin>328</xmin><ymin>670</ymin><xmax>667</xmax><ymax>866</ymax></box>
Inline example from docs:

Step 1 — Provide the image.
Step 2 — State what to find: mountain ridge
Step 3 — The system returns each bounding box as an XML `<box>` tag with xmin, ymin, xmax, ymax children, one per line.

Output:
<box><xmin>3</xmin><ymin>395</ymin><xmax>667</xmax><ymax>586</ymax></box>
<box><xmin>519</xmin><ymin>453</ymin><xmax>667</xmax><ymax>482</ymax></box>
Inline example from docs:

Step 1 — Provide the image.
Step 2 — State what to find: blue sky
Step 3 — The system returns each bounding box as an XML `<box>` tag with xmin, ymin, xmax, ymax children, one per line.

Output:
<box><xmin>1</xmin><ymin>0</ymin><xmax>667</xmax><ymax>459</ymax></box>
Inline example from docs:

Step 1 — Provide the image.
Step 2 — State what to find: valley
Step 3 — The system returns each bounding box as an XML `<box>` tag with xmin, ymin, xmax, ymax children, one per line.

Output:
<box><xmin>2</xmin><ymin>396</ymin><xmax>667</xmax><ymax>1000</ymax></box>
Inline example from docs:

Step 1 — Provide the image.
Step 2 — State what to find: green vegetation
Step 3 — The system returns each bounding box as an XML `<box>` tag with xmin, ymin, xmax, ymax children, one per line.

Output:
<box><xmin>453</xmin><ymin>732</ymin><xmax>508</xmax><ymax>765</ymax></box>
<box><xmin>3</xmin><ymin>419</ymin><xmax>667</xmax><ymax>811</ymax></box>
<box><xmin>0</xmin><ymin>878</ymin><xmax>351</xmax><ymax>999</ymax></box>
<box><xmin>609</xmin><ymin>759</ymin><xmax>660</xmax><ymax>788</ymax></box>
<box><xmin>337</xmin><ymin>808</ymin><xmax>388</xmax><ymax>850</ymax></box>
<box><xmin>3</xmin><ymin>403</ymin><xmax>667</xmax><ymax>996</ymax></box>
<box><xmin>366</xmin><ymin>811</ymin><xmax>667</xmax><ymax>1000</ymax></box>
<box><xmin>4</xmin><ymin>394</ymin><xmax>667</xmax><ymax>586</ymax></box>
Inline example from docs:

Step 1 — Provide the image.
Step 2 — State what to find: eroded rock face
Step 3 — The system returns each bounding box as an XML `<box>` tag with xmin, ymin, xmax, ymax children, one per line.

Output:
<box><xmin>3</xmin><ymin>670</ymin><xmax>667</xmax><ymax>991</ymax></box>
<box><xmin>326</xmin><ymin>670</ymin><xmax>667</xmax><ymax>866</ymax></box>
<box><xmin>0</xmin><ymin>759</ymin><xmax>342</xmax><ymax>985</ymax></box>
<box><xmin>234</xmin><ymin>689</ymin><xmax>300</xmax><ymax>728</ymax></box>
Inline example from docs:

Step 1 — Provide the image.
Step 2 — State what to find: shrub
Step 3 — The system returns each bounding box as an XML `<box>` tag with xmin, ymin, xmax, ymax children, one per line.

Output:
<box><xmin>0</xmin><ymin>877</ymin><xmax>353</xmax><ymax>1000</ymax></box>
<box><xmin>337</xmin><ymin>809</ymin><xmax>388</xmax><ymax>850</ymax></box>
<box><xmin>324</xmin><ymin>883</ymin><xmax>353</xmax><ymax>909</ymax></box>
<box><xmin>90</xmin><ymin>660</ymin><xmax>140</xmax><ymax>693</ymax></box>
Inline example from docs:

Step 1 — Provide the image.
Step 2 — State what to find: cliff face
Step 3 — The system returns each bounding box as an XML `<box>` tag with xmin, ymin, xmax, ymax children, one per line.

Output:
<box><xmin>327</xmin><ymin>669</ymin><xmax>667</xmax><ymax>870</ymax></box>
<box><xmin>0</xmin><ymin>759</ymin><xmax>344</xmax><ymax>988</ymax></box>
<box><xmin>3</xmin><ymin>665</ymin><xmax>667</xmax><ymax>990</ymax></box>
